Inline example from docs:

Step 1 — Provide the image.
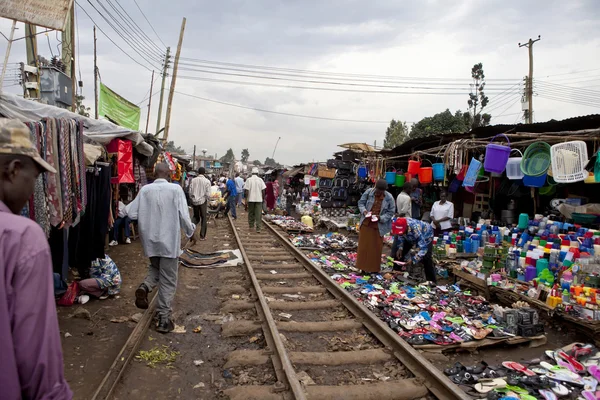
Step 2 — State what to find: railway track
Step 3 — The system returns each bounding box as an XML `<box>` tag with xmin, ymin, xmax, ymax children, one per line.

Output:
<box><xmin>223</xmin><ymin>214</ymin><xmax>469</xmax><ymax>400</ymax></box>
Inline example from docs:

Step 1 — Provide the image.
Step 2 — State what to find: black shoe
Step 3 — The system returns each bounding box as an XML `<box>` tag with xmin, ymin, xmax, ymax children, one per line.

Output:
<box><xmin>135</xmin><ymin>284</ymin><xmax>149</xmax><ymax>309</ymax></box>
<box><xmin>156</xmin><ymin>317</ymin><xmax>175</xmax><ymax>334</ymax></box>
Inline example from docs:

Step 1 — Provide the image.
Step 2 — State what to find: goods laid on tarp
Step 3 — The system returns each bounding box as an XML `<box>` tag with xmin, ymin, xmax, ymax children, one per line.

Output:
<box><xmin>290</xmin><ymin>233</ymin><xmax>357</xmax><ymax>251</ymax></box>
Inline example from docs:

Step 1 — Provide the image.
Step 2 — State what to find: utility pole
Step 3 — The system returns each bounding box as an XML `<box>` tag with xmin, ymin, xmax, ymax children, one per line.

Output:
<box><xmin>192</xmin><ymin>145</ymin><xmax>196</xmax><ymax>170</ymax></box>
<box><xmin>94</xmin><ymin>26</ymin><xmax>99</xmax><ymax>119</ymax></box>
<box><xmin>155</xmin><ymin>47</ymin><xmax>170</xmax><ymax>134</ymax></box>
<box><xmin>163</xmin><ymin>17</ymin><xmax>186</xmax><ymax>142</ymax></box>
<box><xmin>519</xmin><ymin>35</ymin><xmax>541</xmax><ymax>124</ymax></box>
<box><xmin>24</xmin><ymin>24</ymin><xmax>40</xmax><ymax>100</ymax></box>
<box><xmin>0</xmin><ymin>20</ymin><xmax>17</xmax><ymax>92</ymax></box>
<box><xmin>145</xmin><ymin>70</ymin><xmax>155</xmax><ymax>133</ymax></box>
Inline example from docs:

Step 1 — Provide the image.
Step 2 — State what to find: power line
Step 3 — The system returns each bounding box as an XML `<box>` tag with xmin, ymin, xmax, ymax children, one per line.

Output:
<box><xmin>536</xmin><ymin>93</ymin><xmax>600</xmax><ymax>108</ymax></box>
<box><xmin>75</xmin><ymin>1</ymin><xmax>154</xmax><ymax>72</ymax></box>
<box><xmin>541</xmin><ymin>67</ymin><xmax>600</xmax><ymax>79</ymax></box>
<box><xmin>491</xmin><ymin>98</ymin><xmax>521</xmax><ymax>119</ymax></box>
<box><xmin>533</xmin><ymin>85</ymin><xmax>600</xmax><ymax>103</ymax></box>
<box><xmin>179</xmin><ymin>57</ymin><xmax>520</xmax><ymax>82</ymax></box>
<box><xmin>174</xmin><ymin>90</ymin><xmax>390</xmax><ymax>123</ymax></box>
<box><xmin>84</xmin><ymin>0</ymin><xmax>163</xmax><ymax>68</ymax></box>
<box><xmin>177</xmin><ymin>60</ymin><xmax>521</xmax><ymax>87</ymax></box>
<box><xmin>178</xmin><ymin>75</ymin><xmax>518</xmax><ymax>95</ymax></box>
<box><xmin>177</xmin><ymin>65</ymin><xmax>517</xmax><ymax>91</ymax></box>
<box><xmin>109</xmin><ymin>0</ymin><xmax>164</xmax><ymax>54</ymax></box>
<box><xmin>91</xmin><ymin>0</ymin><xmax>164</xmax><ymax>64</ymax></box>
<box><xmin>133</xmin><ymin>0</ymin><xmax>167</xmax><ymax>47</ymax></box>
<box><xmin>534</xmin><ymin>80</ymin><xmax>600</xmax><ymax>97</ymax></box>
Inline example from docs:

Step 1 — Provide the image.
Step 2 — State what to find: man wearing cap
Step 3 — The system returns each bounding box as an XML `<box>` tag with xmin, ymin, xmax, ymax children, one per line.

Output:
<box><xmin>392</xmin><ymin>217</ymin><xmax>436</xmax><ymax>283</ymax></box>
<box><xmin>0</xmin><ymin>119</ymin><xmax>72</xmax><ymax>399</ymax></box>
<box><xmin>244</xmin><ymin>167</ymin><xmax>266</xmax><ymax>232</ymax></box>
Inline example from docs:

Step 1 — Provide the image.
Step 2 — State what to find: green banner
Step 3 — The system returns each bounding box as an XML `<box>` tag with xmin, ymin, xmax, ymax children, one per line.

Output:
<box><xmin>98</xmin><ymin>83</ymin><xmax>141</xmax><ymax>131</ymax></box>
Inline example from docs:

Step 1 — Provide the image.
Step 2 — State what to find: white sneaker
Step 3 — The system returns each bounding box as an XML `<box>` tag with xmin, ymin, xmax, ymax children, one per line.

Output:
<box><xmin>109</xmin><ymin>240</ymin><xmax>118</xmax><ymax>246</ymax></box>
<box><xmin>125</xmin><ymin>238</ymin><xmax>131</xmax><ymax>244</ymax></box>
<box><xmin>77</xmin><ymin>295</ymin><xmax>90</xmax><ymax>305</ymax></box>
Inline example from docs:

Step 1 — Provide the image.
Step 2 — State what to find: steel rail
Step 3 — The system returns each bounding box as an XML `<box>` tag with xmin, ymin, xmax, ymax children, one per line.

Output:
<box><xmin>228</xmin><ymin>215</ymin><xmax>307</xmax><ymax>400</ymax></box>
<box><xmin>262</xmin><ymin>218</ymin><xmax>469</xmax><ymax>400</ymax></box>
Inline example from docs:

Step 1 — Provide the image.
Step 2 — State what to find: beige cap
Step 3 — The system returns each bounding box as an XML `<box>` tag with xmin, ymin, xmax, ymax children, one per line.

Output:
<box><xmin>0</xmin><ymin>118</ymin><xmax>57</xmax><ymax>173</ymax></box>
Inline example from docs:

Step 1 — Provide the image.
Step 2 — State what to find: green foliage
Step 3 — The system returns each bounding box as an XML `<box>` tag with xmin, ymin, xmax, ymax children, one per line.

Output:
<box><xmin>75</xmin><ymin>95</ymin><xmax>90</xmax><ymax>118</ymax></box>
<box><xmin>409</xmin><ymin>109</ymin><xmax>470</xmax><ymax>139</ymax></box>
<box><xmin>468</xmin><ymin>63</ymin><xmax>491</xmax><ymax>129</ymax></box>
<box><xmin>220</xmin><ymin>148</ymin><xmax>235</xmax><ymax>163</ymax></box>
<box><xmin>241</xmin><ymin>148</ymin><xmax>250</xmax><ymax>163</ymax></box>
<box><xmin>164</xmin><ymin>140</ymin><xmax>186</xmax><ymax>154</ymax></box>
<box><xmin>383</xmin><ymin>119</ymin><xmax>409</xmax><ymax>149</ymax></box>
<box><xmin>252</xmin><ymin>160</ymin><xmax>261</xmax><ymax>166</ymax></box>
<box><xmin>264</xmin><ymin>157</ymin><xmax>281</xmax><ymax>168</ymax></box>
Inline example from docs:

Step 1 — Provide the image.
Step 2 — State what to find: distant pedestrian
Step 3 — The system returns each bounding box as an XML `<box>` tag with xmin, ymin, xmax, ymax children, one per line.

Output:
<box><xmin>109</xmin><ymin>194</ymin><xmax>132</xmax><ymax>246</ymax></box>
<box><xmin>265</xmin><ymin>178</ymin><xmax>275</xmax><ymax>211</ymax></box>
<box><xmin>410</xmin><ymin>178</ymin><xmax>423</xmax><ymax>220</ymax></box>
<box><xmin>285</xmin><ymin>186</ymin><xmax>294</xmax><ymax>216</ymax></box>
<box><xmin>244</xmin><ymin>167</ymin><xmax>266</xmax><ymax>232</ymax></box>
<box><xmin>225</xmin><ymin>175</ymin><xmax>238</xmax><ymax>219</ymax></box>
<box><xmin>189</xmin><ymin>167</ymin><xmax>211</xmax><ymax>240</ymax></box>
<box><xmin>234</xmin><ymin>173</ymin><xmax>245</xmax><ymax>206</ymax></box>
<box><xmin>0</xmin><ymin>119</ymin><xmax>72</xmax><ymax>399</ymax></box>
<box><xmin>396</xmin><ymin>181</ymin><xmax>413</xmax><ymax>218</ymax></box>
<box><xmin>127</xmin><ymin>163</ymin><xmax>195</xmax><ymax>333</ymax></box>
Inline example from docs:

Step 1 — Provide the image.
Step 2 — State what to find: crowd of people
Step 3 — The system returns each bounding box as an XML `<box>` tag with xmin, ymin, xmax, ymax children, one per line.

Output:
<box><xmin>356</xmin><ymin>178</ymin><xmax>454</xmax><ymax>283</ymax></box>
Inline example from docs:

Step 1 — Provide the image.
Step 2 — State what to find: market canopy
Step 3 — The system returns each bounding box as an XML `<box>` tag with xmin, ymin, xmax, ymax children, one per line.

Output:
<box><xmin>0</xmin><ymin>92</ymin><xmax>153</xmax><ymax>156</ymax></box>
<box><xmin>338</xmin><ymin>142</ymin><xmax>376</xmax><ymax>152</ymax></box>
<box><xmin>283</xmin><ymin>165</ymin><xmax>305</xmax><ymax>177</ymax></box>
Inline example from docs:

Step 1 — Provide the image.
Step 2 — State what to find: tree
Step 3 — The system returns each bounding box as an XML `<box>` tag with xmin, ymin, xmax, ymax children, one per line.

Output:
<box><xmin>241</xmin><ymin>148</ymin><xmax>250</xmax><ymax>163</ymax></box>
<box><xmin>468</xmin><ymin>63</ymin><xmax>491</xmax><ymax>129</ymax></box>
<box><xmin>220</xmin><ymin>148</ymin><xmax>235</xmax><ymax>163</ymax></box>
<box><xmin>383</xmin><ymin>119</ymin><xmax>409</xmax><ymax>149</ymax></box>
<box><xmin>252</xmin><ymin>160</ymin><xmax>261</xmax><ymax>166</ymax></box>
<box><xmin>75</xmin><ymin>95</ymin><xmax>90</xmax><ymax>118</ymax></box>
<box><xmin>410</xmin><ymin>109</ymin><xmax>470</xmax><ymax>139</ymax></box>
<box><xmin>264</xmin><ymin>157</ymin><xmax>277</xmax><ymax>167</ymax></box>
<box><xmin>164</xmin><ymin>140</ymin><xmax>186</xmax><ymax>154</ymax></box>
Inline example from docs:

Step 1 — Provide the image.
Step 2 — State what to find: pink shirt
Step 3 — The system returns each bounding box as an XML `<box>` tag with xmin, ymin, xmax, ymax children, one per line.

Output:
<box><xmin>0</xmin><ymin>200</ymin><xmax>72</xmax><ymax>400</ymax></box>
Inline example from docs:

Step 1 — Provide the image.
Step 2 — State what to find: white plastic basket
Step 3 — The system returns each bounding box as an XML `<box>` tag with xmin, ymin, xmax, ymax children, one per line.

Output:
<box><xmin>550</xmin><ymin>141</ymin><xmax>588</xmax><ymax>183</ymax></box>
<box><xmin>506</xmin><ymin>149</ymin><xmax>524</xmax><ymax>180</ymax></box>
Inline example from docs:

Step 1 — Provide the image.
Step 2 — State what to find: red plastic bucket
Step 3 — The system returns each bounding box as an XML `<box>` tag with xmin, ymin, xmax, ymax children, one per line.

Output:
<box><xmin>407</xmin><ymin>155</ymin><xmax>421</xmax><ymax>175</ymax></box>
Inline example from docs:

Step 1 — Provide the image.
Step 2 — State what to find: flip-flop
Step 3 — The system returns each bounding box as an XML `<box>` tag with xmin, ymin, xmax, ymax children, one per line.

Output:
<box><xmin>582</xmin><ymin>376</ymin><xmax>599</xmax><ymax>392</ymax></box>
<box><xmin>545</xmin><ymin>350</ymin><xmax>557</xmax><ymax>361</ymax></box>
<box><xmin>556</xmin><ymin>350</ymin><xmax>585</xmax><ymax>372</ymax></box>
<box><xmin>557</xmin><ymin>358</ymin><xmax>577</xmax><ymax>373</ymax></box>
<box><xmin>550</xmin><ymin>383</ymin><xmax>569</xmax><ymax>397</ymax></box>
<box><xmin>590</xmin><ymin>365</ymin><xmax>600</xmax><ymax>381</ymax></box>
<box><xmin>570</xmin><ymin>343</ymin><xmax>594</xmax><ymax>359</ymax></box>
<box><xmin>474</xmin><ymin>378</ymin><xmax>507</xmax><ymax>394</ymax></box>
<box><xmin>538</xmin><ymin>389</ymin><xmax>557</xmax><ymax>400</ymax></box>
<box><xmin>504</xmin><ymin>385</ymin><xmax>529</xmax><ymax>394</ymax></box>
<box><xmin>546</xmin><ymin>371</ymin><xmax>583</xmax><ymax>386</ymax></box>
<box><xmin>582</xmin><ymin>391</ymin><xmax>597</xmax><ymax>400</ymax></box>
<box><xmin>520</xmin><ymin>395</ymin><xmax>537</xmax><ymax>400</ymax></box>
<box><xmin>502</xmin><ymin>361</ymin><xmax>536</xmax><ymax>377</ymax></box>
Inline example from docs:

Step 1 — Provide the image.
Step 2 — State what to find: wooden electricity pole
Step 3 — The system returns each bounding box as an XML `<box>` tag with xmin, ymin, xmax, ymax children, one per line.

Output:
<box><xmin>145</xmin><ymin>70</ymin><xmax>155</xmax><ymax>133</ymax></box>
<box><xmin>519</xmin><ymin>35</ymin><xmax>541</xmax><ymax>124</ymax></box>
<box><xmin>163</xmin><ymin>17</ymin><xmax>186</xmax><ymax>142</ymax></box>
<box><xmin>94</xmin><ymin>26</ymin><xmax>99</xmax><ymax>119</ymax></box>
<box><xmin>155</xmin><ymin>47</ymin><xmax>170</xmax><ymax>134</ymax></box>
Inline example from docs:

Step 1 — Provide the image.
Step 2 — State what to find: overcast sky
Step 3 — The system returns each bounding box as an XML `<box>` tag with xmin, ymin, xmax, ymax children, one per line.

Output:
<box><xmin>1</xmin><ymin>0</ymin><xmax>599</xmax><ymax>165</ymax></box>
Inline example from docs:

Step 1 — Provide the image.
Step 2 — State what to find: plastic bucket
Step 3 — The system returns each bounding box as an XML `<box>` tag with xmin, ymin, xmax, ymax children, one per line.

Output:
<box><xmin>432</xmin><ymin>163</ymin><xmax>445</xmax><ymax>181</ymax></box>
<box><xmin>523</xmin><ymin>172</ymin><xmax>547</xmax><ymax>188</ymax></box>
<box><xmin>395</xmin><ymin>173</ymin><xmax>405</xmax><ymax>187</ymax></box>
<box><xmin>407</xmin><ymin>155</ymin><xmax>421</xmax><ymax>175</ymax></box>
<box><xmin>418</xmin><ymin>160</ymin><xmax>433</xmax><ymax>184</ymax></box>
<box><xmin>484</xmin><ymin>134</ymin><xmax>511</xmax><ymax>173</ymax></box>
<box><xmin>506</xmin><ymin>149</ymin><xmax>524</xmax><ymax>180</ymax></box>
<box><xmin>385</xmin><ymin>168</ymin><xmax>396</xmax><ymax>184</ymax></box>
<box><xmin>357</xmin><ymin>164</ymin><xmax>367</xmax><ymax>178</ymax></box>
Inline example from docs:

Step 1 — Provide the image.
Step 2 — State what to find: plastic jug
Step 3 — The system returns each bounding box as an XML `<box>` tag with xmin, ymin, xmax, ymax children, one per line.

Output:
<box><xmin>518</xmin><ymin>213</ymin><xmax>529</xmax><ymax>229</ymax></box>
<box><xmin>536</xmin><ymin>259</ymin><xmax>549</xmax><ymax>276</ymax></box>
<box><xmin>525</xmin><ymin>265</ymin><xmax>537</xmax><ymax>282</ymax></box>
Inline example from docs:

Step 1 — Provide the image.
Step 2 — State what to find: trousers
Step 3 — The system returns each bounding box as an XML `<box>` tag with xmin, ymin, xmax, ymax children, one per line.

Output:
<box><xmin>391</xmin><ymin>237</ymin><xmax>436</xmax><ymax>283</ymax></box>
<box><xmin>112</xmin><ymin>216</ymin><xmax>131</xmax><ymax>241</ymax></box>
<box><xmin>192</xmin><ymin>202</ymin><xmax>208</xmax><ymax>238</ymax></box>
<box><xmin>143</xmin><ymin>257</ymin><xmax>179</xmax><ymax>318</ymax></box>
<box><xmin>236</xmin><ymin>193</ymin><xmax>243</xmax><ymax>206</ymax></box>
<box><xmin>226</xmin><ymin>195</ymin><xmax>237</xmax><ymax>218</ymax></box>
<box><xmin>247</xmin><ymin>201</ymin><xmax>263</xmax><ymax>230</ymax></box>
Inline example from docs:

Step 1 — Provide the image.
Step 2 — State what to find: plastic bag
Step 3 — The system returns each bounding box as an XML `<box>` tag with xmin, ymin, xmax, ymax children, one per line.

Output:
<box><xmin>57</xmin><ymin>281</ymin><xmax>80</xmax><ymax>306</ymax></box>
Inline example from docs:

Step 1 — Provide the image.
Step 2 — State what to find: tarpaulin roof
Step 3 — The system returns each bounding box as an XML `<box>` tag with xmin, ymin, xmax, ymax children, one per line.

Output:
<box><xmin>283</xmin><ymin>165</ymin><xmax>304</xmax><ymax>177</ymax></box>
<box><xmin>0</xmin><ymin>92</ymin><xmax>153</xmax><ymax>156</ymax></box>
<box><xmin>338</xmin><ymin>142</ymin><xmax>376</xmax><ymax>152</ymax></box>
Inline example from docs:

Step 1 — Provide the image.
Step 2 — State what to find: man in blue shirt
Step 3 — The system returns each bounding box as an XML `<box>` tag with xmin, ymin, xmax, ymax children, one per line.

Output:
<box><xmin>225</xmin><ymin>176</ymin><xmax>238</xmax><ymax>219</ymax></box>
<box><xmin>392</xmin><ymin>217</ymin><xmax>436</xmax><ymax>283</ymax></box>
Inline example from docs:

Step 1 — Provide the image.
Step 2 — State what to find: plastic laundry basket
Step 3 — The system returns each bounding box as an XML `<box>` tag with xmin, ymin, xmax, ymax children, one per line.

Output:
<box><xmin>506</xmin><ymin>149</ymin><xmax>524</xmax><ymax>180</ymax></box>
<box><xmin>550</xmin><ymin>141</ymin><xmax>588</xmax><ymax>183</ymax></box>
<box><xmin>521</xmin><ymin>141</ymin><xmax>551</xmax><ymax>176</ymax></box>
<box><xmin>484</xmin><ymin>134</ymin><xmax>511</xmax><ymax>173</ymax></box>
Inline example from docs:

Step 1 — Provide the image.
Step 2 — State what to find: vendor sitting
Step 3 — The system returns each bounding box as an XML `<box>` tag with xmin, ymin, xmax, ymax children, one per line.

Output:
<box><xmin>391</xmin><ymin>217</ymin><xmax>436</xmax><ymax>283</ymax></box>
<box><xmin>78</xmin><ymin>255</ymin><xmax>122</xmax><ymax>299</ymax></box>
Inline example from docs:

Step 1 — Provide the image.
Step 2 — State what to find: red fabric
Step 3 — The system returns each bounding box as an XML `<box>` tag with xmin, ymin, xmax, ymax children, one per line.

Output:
<box><xmin>265</xmin><ymin>182</ymin><xmax>275</xmax><ymax>210</ymax></box>
<box><xmin>107</xmin><ymin>139</ymin><xmax>134</xmax><ymax>184</ymax></box>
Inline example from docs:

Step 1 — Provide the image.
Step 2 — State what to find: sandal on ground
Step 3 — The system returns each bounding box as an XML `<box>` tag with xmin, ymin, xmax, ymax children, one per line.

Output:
<box><xmin>474</xmin><ymin>378</ymin><xmax>507</xmax><ymax>394</ymax></box>
<box><xmin>502</xmin><ymin>361</ymin><xmax>536</xmax><ymax>377</ymax></box>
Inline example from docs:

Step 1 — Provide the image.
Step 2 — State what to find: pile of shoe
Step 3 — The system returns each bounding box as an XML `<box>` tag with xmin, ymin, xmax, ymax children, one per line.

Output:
<box><xmin>291</xmin><ymin>233</ymin><xmax>357</xmax><ymax>251</ymax></box>
<box><xmin>443</xmin><ymin>344</ymin><xmax>600</xmax><ymax>399</ymax></box>
<box><xmin>266</xmin><ymin>215</ymin><xmax>314</xmax><ymax>232</ymax></box>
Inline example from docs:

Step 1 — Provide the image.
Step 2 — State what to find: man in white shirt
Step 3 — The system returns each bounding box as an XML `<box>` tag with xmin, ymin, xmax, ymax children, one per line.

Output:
<box><xmin>396</xmin><ymin>181</ymin><xmax>413</xmax><ymax>217</ymax></box>
<box><xmin>234</xmin><ymin>173</ymin><xmax>245</xmax><ymax>206</ymax></box>
<box><xmin>126</xmin><ymin>163</ymin><xmax>195</xmax><ymax>333</ymax></box>
<box><xmin>189</xmin><ymin>167</ymin><xmax>211</xmax><ymax>240</ymax></box>
<box><xmin>430</xmin><ymin>190</ymin><xmax>454</xmax><ymax>235</ymax></box>
<box><xmin>110</xmin><ymin>196</ymin><xmax>132</xmax><ymax>246</ymax></box>
<box><xmin>244</xmin><ymin>167</ymin><xmax>267</xmax><ymax>232</ymax></box>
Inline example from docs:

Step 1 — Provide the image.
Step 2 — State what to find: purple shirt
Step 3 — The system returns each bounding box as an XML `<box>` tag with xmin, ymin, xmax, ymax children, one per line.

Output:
<box><xmin>0</xmin><ymin>201</ymin><xmax>72</xmax><ymax>400</ymax></box>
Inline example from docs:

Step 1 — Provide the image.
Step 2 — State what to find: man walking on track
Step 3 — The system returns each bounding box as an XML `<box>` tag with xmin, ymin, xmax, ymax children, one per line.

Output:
<box><xmin>234</xmin><ymin>173</ymin><xmax>245</xmax><ymax>206</ymax></box>
<box><xmin>127</xmin><ymin>163</ymin><xmax>195</xmax><ymax>333</ymax></box>
<box><xmin>189</xmin><ymin>167</ymin><xmax>211</xmax><ymax>240</ymax></box>
<box><xmin>0</xmin><ymin>119</ymin><xmax>72</xmax><ymax>399</ymax></box>
<box><xmin>244</xmin><ymin>167</ymin><xmax>266</xmax><ymax>232</ymax></box>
